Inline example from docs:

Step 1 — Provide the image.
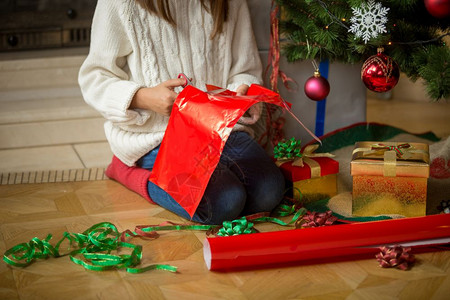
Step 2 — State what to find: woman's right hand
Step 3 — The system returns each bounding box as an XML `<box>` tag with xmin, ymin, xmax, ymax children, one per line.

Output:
<box><xmin>130</xmin><ymin>78</ymin><xmax>186</xmax><ymax>116</ymax></box>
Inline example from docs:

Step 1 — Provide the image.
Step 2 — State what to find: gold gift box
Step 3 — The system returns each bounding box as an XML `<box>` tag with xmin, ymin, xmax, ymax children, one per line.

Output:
<box><xmin>278</xmin><ymin>157</ymin><xmax>339</xmax><ymax>204</ymax></box>
<box><xmin>351</xmin><ymin>141</ymin><xmax>430</xmax><ymax>217</ymax></box>
<box><xmin>293</xmin><ymin>173</ymin><xmax>337</xmax><ymax>203</ymax></box>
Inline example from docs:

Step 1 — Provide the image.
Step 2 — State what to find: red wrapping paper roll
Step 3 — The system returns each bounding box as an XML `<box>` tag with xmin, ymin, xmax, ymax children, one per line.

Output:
<box><xmin>203</xmin><ymin>214</ymin><xmax>450</xmax><ymax>271</ymax></box>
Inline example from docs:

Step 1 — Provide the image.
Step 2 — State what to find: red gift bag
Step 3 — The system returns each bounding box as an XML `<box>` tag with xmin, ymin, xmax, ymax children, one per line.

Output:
<box><xmin>149</xmin><ymin>84</ymin><xmax>289</xmax><ymax>217</ymax></box>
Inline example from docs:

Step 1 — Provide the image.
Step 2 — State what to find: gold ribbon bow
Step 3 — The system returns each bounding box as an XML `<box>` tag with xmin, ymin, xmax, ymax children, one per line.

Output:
<box><xmin>352</xmin><ymin>142</ymin><xmax>426</xmax><ymax>177</ymax></box>
<box><xmin>370</xmin><ymin>143</ymin><xmax>411</xmax><ymax>158</ymax></box>
<box><xmin>277</xmin><ymin>144</ymin><xmax>335</xmax><ymax>178</ymax></box>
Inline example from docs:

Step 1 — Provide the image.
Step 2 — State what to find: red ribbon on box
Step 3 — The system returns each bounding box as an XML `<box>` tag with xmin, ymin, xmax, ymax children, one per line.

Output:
<box><xmin>149</xmin><ymin>84</ymin><xmax>290</xmax><ymax>217</ymax></box>
<box><xmin>278</xmin><ymin>157</ymin><xmax>339</xmax><ymax>181</ymax></box>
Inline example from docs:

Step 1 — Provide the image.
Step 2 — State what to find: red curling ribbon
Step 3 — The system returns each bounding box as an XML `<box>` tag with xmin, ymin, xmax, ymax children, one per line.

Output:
<box><xmin>266</xmin><ymin>1</ymin><xmax>297</xmax><ymax>93</ymax></box>
<box><xmin>258</xmin><ymin>116</ymin><xmax>286</xmax><ymax>148</ymax></box>
<box><xmin>271</xmin><ymin>117</ymin><xmax>286</xmax><ymax>146</ymax></box>
<box><xmin>267</xmin><ymin>0</ymin><xmax>280</xmax><ymax>92</ymax></box>
<box><xmin>244</xmin><ymin>212</ymin><xmax>272</xmax><ymax>220</ymax></box>
<box><xmin>376</xmin><ymin>245</ymin><xmax>415</xmax><ymax>270</ymax></box>
<box><xmin>263</xmin><ymin>1</ymin><xmax>319</xmax><ymax>147</ymax></box>
<box><xmin>263</xmin><ymin>1</ymin><xmax>322</xmax><ymax>148</ymax></box>
<box><xmin>296</xmin><ymin>210</ymin><xmax>338</xmax><ymax>228</ymax></box>
<box><xmin>259</xmin><ymin>0</ymin><xmax>296</xmax><ymax>149</ymax></box>
<box><xmin>120</xmin><ymin>229</ymin><xmax>146</xmax><ymax>242</ymax></box>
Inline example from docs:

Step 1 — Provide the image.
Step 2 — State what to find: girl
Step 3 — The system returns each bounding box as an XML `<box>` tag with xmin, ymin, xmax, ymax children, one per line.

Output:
<box><xmin>79</xmin><ymin>0</ymin><xmax>285</xmax><ymax>225</ymax></box>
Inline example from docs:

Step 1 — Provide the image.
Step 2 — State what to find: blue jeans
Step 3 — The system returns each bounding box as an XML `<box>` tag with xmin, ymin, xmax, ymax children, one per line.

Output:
<box><xmin>137</xmin><ymin>131</ymin><xmax>285</xmax><ymax>225</ymax></box>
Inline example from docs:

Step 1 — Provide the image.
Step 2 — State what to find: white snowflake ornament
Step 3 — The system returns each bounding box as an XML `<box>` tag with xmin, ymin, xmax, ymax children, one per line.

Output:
<box><xmin>349</xmin><ymin>0</ymin><xmax>390</xmax><ymax>44</ymax></box>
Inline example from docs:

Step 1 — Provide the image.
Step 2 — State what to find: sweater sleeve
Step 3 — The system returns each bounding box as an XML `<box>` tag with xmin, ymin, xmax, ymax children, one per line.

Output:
<box><xmin>78</xmin><ymin>0</ymin><xmax>149</xmax><ymax>126</ymax></box>
<box><xmin>226</xmin><ymin>1</ymin><xmax>263</xmax><ymax>92</ymax></box>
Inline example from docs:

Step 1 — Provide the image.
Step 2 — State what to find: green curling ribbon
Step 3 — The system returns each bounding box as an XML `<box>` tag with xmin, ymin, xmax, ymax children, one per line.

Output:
<box><xmin>139</xmin><ymin>224</ymin><xmax>213</xmax><ymax>233</ymax></box>
<box><xmin>253</xmin><ymin>207</ymin><xmax>307</xmax><ymax>226</ymax></box>
<box><xmin>273</xmin><ymin>203</ymin><xmax>297</xmax><ymax>217</ymax></box>
<box><xmin>216</xmin><ymin>217</ymin><xmax>257</xmax><ymax>236</ymax></box>
<box><xmin>4</xmin><ymin>198</ymin><xmax>309</xmax><ymax>273</ymax></box>
<box><xmin>273</xmin><ymin>137</ymin><xmax>302</xmax><ymax>159</ymax></box>
<box><xmin>252</xmin><ymin>187</ymin><xmax>306</xmax><ymax>226</ymax></box>
<box><xmin>3</xmin><ymin>222</ymin><xmax>177</xmax><ymax>274</ymax></box>
<box><xmin>127</xmin><ymin>264</ymin><xmax>178</xmax><ymax>274</ymax></box>
<box><xmin>273</xmin><ymin>187</ymin><xmax>304</xmax><ymax>217</ymax></box>
<box><xmin>3</xmin><ymin>234</ymin><xmax>57</xmax><ymax>268</ymax></box>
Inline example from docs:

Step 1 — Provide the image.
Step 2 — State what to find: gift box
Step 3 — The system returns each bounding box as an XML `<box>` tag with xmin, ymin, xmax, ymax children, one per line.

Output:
<box><xmin>351</xmin><ymin>141</ymin><xmax>430</xmax><ymax>217</ymax></box>
<box><xmin>276</xmin><ymin>144</ymin><xmax>339</xmax><ymax>203</ymax></box>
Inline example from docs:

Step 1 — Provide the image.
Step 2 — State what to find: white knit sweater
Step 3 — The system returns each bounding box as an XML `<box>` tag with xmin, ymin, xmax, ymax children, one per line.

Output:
<box><xmin>78</xmin><ymin>0</ymin><xmax>263</xmax><ymax>166</ymax></box>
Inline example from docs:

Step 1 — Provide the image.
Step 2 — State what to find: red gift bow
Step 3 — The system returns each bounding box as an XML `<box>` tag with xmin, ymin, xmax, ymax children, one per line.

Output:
<box><xmin>296</xmin><ymin>210</ymin><xmax>338</xmax><ymax>228</ymax></box>
<box><xmin>376</xmin><ymin>245</ymin><xmax>415</xmax><ymax>270</ymax></box>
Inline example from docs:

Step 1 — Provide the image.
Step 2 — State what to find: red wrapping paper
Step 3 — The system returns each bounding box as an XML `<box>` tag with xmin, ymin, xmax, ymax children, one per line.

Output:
<box><xmin>203</xmin><ymin>213</ymin><xmax>450</xmax><ymax>271</ymax></box>
<box><xmin>149</xmin><ymin>84</ymin><xmax>289</xmax><ymax>217</ymax></box>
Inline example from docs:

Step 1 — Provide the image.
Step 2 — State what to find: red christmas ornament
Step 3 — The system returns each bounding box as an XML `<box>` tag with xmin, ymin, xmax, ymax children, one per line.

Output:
<box><xmin>424</xmin><ymin>0</ymin><xmax>450</xmax><ymax>18</ymax></box>
<box><xmin>304</xmin><ymin>71</ymin><xmax>330</xmax><ymax>101</ymax></box>
<box><xmin>361</xmin><ymin>48</ymin><xmax>400</xmax><ymax>93</ymax></box>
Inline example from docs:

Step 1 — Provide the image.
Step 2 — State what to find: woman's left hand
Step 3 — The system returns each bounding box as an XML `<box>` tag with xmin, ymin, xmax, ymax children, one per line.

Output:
<box><xmin>236</xmin><ymin>84</ymin><xmax>249</xmax><ymax>96</ymax></box>
<box><xmin>236</xmin><ymin>84</ymin><xmax>262</xmax><ymax>125</ymax></box>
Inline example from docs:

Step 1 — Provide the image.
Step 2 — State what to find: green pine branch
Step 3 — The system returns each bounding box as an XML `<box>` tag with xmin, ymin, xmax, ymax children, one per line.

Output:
<box><xmin>276</xmin><ymin>0</ymin><xmax>450</xmax><ymax>100</ymax></box>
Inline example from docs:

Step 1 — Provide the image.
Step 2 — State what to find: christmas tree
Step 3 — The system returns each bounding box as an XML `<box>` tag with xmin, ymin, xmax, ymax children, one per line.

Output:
<box><xmin>275</xmin><ymin>0</ymin><xmax>450</xmax><ymax>100</ymax></box>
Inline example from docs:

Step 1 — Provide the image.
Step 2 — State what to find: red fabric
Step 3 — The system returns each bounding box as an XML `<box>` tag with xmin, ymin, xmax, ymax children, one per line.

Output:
<box><xmin>105</xmin><ymin>156</ymin><xmax>154</xmax><ymax>203</ymax></box>
<box><xmin>277</xmin><ymin>157</ymin><xmax>339</xmax><ymax>181</ymax></box>
<box><xmin>430</xmin><ymin>157</ymin><xmax>450</xmax><ymax>179</ymax></box>
<box><xmin>149</xmin><ymin>84</ymin><xmax>289</xmax><ymax>217</ymax></box>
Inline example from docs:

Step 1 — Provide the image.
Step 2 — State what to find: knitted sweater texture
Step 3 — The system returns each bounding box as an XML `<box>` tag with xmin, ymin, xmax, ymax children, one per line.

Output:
<box><xmin>78</xmin><ymin>0</ymin><xmax>263</xmax><ymax>166</ymax></box>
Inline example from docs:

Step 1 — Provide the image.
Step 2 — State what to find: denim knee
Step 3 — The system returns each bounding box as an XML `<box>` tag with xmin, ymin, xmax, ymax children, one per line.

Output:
<box><xmin>244</xmin><ymin>167</ymin><xmax>285</xmax><ymax>214</ymax></box>
<box><xmin>196</xmin><ymin>181</ymin><xmax>247</xmax><ymax>225</ymax></box>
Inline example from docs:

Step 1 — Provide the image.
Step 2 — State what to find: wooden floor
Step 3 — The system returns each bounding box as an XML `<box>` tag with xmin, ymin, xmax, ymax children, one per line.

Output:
<box><xmin>1</xmin><ymin>131</ymin><xmax>450</xmax><ymax>299</ymax></box>
<box><xmin>0</xmin><ymin>180</ymin><xmax>449</xmax><ymax>300</ymax></box>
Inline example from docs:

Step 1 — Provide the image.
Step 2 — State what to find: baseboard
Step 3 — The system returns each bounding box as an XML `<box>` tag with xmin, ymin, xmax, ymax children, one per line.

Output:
<box><xmin>0</xmin><ymin>167</ymin><xmax>107</xmax><ymax>185</ymax></box>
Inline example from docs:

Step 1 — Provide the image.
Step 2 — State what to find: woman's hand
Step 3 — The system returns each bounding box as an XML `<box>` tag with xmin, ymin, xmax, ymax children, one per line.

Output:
<box><xmin>236</xmin><ymin>84</ymin><xmax>262</xmax><ymax>125</ymax></box>
<box><xmin>235</xmin><ymin>84</ymin><xmax>249</xmax><ymax>96</ymax></box>
<box><xmin>130</xmin><ymin>78</ymin><xmax>186</xmax><ymax>116</ymax></box>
